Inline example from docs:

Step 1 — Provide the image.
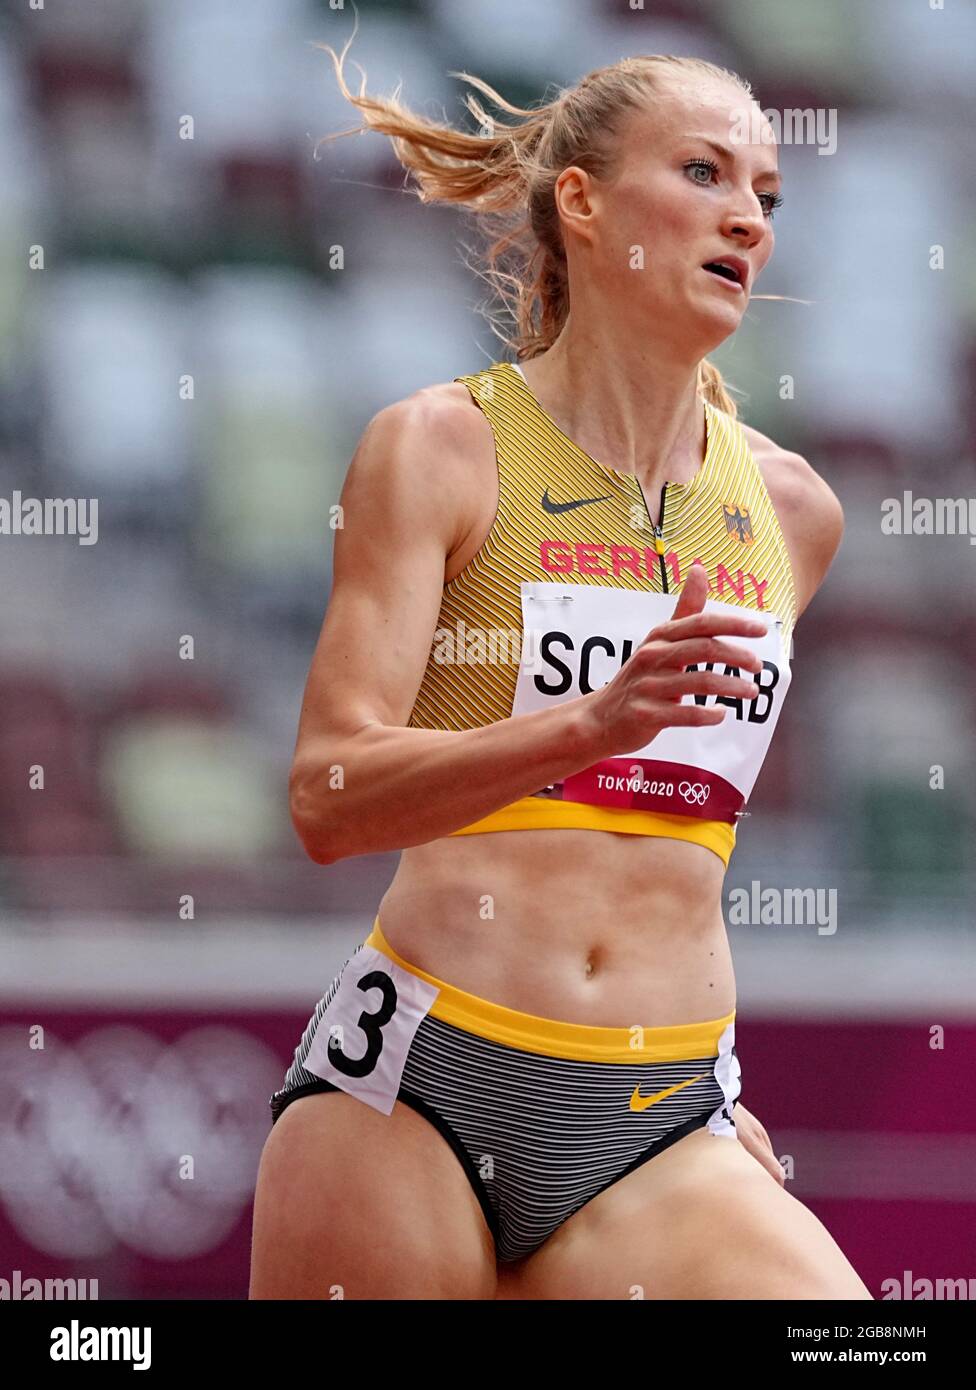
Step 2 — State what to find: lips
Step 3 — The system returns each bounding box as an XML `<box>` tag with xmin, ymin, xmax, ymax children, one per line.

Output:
<box><xmin>702</xmin><ymin>257</ymin><xmax>748</xmax><ymax>289</ymax></box>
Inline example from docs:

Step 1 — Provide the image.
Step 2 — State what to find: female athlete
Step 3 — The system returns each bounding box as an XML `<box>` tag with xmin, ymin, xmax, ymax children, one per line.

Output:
<box><xmin>250</xmin><ymin>41</ymin><xmax>871</xmax><ymax>1301</ymax></box>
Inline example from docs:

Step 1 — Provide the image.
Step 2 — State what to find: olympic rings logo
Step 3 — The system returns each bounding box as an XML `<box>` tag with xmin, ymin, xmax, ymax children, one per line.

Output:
<box><xmin>678</xmin><ymin>781</ymin><xmax>710</xmax><ymax>805</ymax></box>
<box><xmin>0</xmin><ymin>1024</ymin><xmax>281</xmax><ymax>1261</ymax></box>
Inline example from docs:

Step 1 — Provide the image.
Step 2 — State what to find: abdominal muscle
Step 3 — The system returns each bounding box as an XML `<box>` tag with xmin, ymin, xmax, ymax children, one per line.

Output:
<box><xmin>376</xmin><ymin>829</ymin><xmax>736</xmax><ymax>1028</ymax></box>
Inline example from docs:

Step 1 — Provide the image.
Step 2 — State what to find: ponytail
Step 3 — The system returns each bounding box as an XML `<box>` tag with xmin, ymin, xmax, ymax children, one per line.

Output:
<box><xmin>313</xmin><ymin>24</ymin><xmax>748</xmax><ymax>416</ymax></box>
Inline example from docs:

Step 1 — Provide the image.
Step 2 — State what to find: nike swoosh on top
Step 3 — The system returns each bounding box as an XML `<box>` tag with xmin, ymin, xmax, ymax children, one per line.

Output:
<box><xmin>541</xmin><ymin>488</ymin><xmax>613</xmax><ymax>515</ymax></box>
<box><xmin>629</xmin><ymin>1073</ymin><xmax>705</xmax><ymax>1113</ymax></box>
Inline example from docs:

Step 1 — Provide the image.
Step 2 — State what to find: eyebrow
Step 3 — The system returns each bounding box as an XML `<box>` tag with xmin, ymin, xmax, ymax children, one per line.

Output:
<box><xmin>686</xmin><ymin>135</ymin><xmax>782</xmax><ymax>186</ymax></box>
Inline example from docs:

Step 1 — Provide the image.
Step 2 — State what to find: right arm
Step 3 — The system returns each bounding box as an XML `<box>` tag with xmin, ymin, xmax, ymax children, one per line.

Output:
<box><xmin>289</xmin><ymin>392</ymin><xmax>766</xmax><ymax>865</ymax></box>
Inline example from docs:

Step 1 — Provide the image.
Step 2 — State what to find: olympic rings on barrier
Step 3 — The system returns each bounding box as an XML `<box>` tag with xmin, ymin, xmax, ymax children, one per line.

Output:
<box><xmin>0</xmin><ymin>1024</ymin><xmax>281</xmax><ymax>1259</ymax></box>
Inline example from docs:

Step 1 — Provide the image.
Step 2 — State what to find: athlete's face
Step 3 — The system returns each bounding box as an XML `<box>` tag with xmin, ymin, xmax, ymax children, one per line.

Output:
<box><xmin>562</xmin><ymin>78</ymin><xmax>781</xmax><ymax>353</ymax></box>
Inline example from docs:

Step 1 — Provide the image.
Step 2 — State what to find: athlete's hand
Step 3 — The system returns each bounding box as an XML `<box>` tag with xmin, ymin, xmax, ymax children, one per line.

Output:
<box><xmin>579</xmin><ymin>561</ymin><xmax>770</xmax><ymax>758</ymax></box>
<box><xmin>733</xmin><ymin>1102</ymin><xmax>786</xmax><ymax>1186</ymax></box>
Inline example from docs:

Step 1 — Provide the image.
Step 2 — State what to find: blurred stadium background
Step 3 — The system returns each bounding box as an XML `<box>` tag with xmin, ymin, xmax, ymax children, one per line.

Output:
<box><xmin>1</xmin><ymin>0</ymin><xmax>974</xmax><ymax>1298</ymax></box>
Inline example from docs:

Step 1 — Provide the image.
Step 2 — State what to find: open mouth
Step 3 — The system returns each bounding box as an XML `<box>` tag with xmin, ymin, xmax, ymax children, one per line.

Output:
<box><xmin>703</xmin><ymin>261</ymin><xmax>745</xmax><ymax>289</ymax></box>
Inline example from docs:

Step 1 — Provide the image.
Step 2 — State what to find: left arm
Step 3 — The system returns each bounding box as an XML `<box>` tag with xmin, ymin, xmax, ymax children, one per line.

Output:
<box><xmin>740</xmin><ymin>424</ymin><xmax>845</xmax><ymax>620</ymax></box>
<box><xmin>732</xmin><ymin>429</ymin><xmax>845</xmax><ymax>1182</ymax></box>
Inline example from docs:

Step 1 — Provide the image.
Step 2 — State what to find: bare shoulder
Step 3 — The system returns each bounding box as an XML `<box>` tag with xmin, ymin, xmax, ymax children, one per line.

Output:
<box><xmin>391</xmin><ymin>377</ymin><xmax>490</xmax><ymax>442</ymax></box>
<box><xmin>362</xmin><ymin>378</ymin><xmax>490</xmax><ymax>472</ymax></box>
<box><xmin>404</xmin><ymin>378</ymin><xmax>500</xmax><ymax>578</ymax></box>
<box><xmin>738</xmin><ymin>420</ymin><xmax>844</xmax><ymax>619</ymax></box>
<box><xmin>344</xmin><ymin>377</ymin><xmax>495</xmax><ymax>572</ymax></box>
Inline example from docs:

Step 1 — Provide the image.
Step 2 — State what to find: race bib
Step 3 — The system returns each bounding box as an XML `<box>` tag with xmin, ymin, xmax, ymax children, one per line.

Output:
<box><xmin>707</xmin><ymin>1021</ymin><xmax>742</xmax><ymax>1138</ymax></box>
<box><xmin>303</xmin><ymin>946</ymin><xmax>439</xmax><ymax>1115</ymax></box>
<box><xmin>513</xmin><ymin>582</ymin><xmax>792</xmax><ymax>822</ymax></box>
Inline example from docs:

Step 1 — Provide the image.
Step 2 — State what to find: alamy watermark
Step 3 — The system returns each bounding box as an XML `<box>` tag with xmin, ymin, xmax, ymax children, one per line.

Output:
<box><xmin>433</xmin><ymin>619</ymin><xmax>546</xmax><ymax>667</ymax></box>
<box><xmin>727</xmin><ymin>880</ymin><xmax>837</xmax><ymax>935</ymax></box>
<box><xmin>881</xmin><ymin>492</ymin><xmax>976</xmax><ymax>544</ymax></box>
<box><xmin>1</xmin><ymin>1269</ymin><xmax>98</xmax><ymax>1299</ymax></box>
<box><xmin>729</xmin><ymin>106</ymin><xmax>837</xmax><ymax>156</ymax></box>
<box><xmin>0</xmin><ymin>491</ymin><xmax>98</xmax><ymax>544</ymax></box>
<box><xmin>881</xmin><ymin>1270</ymin><xmax>975</xmax><ymax>1300</ymax></box>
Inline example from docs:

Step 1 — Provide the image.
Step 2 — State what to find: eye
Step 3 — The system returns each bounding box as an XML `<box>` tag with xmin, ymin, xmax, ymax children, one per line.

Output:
<box><xmin>685</xmin><ymin>157</ymin><xmax>783</xmax><ymax>220</ymax></box>
<box><xmin>684</xmin><ymin>157</ymin><xmax>719</xmax><ymax>186</ymax></box>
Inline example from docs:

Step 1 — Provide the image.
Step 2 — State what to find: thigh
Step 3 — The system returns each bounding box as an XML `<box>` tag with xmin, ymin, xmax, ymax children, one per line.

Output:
<box><xmin>498</xmin><ymin>1126</ymin><xmax>872</xmax><ymax>1300</ymax></box>
<box><xmin>249</xmin><ymin>1090</ymin><xmax>497</xmax><ymax>1299</ymax></box>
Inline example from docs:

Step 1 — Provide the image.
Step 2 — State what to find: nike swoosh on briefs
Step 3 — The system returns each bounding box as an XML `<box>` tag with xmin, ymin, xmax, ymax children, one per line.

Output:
<box><xmin>629</xmin><ymin>1073</ymin><xmax>705</xmax><ymax>1113</ymax></box>
<box><xmin>540</xmin><ymin>487</ymin><xmax>613</xmax><ymax>514</ymax></box>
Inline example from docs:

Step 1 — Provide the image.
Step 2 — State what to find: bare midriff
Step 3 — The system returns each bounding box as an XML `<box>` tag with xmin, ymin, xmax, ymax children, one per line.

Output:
<box><xmin>376</xmin><ymin>824</ymin><xmax>734</xmax><ymax>1028</ymax></box>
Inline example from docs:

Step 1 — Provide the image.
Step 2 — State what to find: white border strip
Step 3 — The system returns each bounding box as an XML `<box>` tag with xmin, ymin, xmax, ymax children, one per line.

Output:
<box><xmin>0</xmin><ymin>917</ymin><xmax>974</xmax><ymax>1014</ymax></box>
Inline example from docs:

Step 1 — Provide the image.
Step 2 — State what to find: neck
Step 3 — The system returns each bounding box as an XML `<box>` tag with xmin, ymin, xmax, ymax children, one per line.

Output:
<box><xmin>519</xmin><ymin>312</ymin><xmax>709</xmax><ymax>495</ymax></box>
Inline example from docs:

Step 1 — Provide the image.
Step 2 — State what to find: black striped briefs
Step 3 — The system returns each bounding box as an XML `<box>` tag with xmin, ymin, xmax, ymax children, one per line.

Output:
<box><xmin>269</xmin><ymin>917</ymin><xmax>742</xmax><ymax>1264</ymax></box>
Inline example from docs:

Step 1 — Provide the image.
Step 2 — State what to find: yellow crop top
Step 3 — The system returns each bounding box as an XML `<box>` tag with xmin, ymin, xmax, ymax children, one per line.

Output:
<box><xmin>406</xmin><ymin>361</ymin><xmax>798</xmax><ymax>866</ymax></box>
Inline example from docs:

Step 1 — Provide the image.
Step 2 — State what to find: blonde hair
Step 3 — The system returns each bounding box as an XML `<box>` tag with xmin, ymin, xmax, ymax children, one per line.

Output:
<box><xmin>313</xmin><ymin>27</ymin><xmax>754</xmax><ymax>418</ymax></box>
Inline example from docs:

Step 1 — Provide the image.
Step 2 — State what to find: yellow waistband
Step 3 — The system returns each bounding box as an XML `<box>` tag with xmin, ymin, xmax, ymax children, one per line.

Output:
<box><xmin>363</xmin><ymin>916</ymin><xmax>734</xmax><ymax>1063</ymax></box>
<box><xmin>446</xmin><ymin>795</ymin><xmax>736</xmax><ymax>866</ymax></box>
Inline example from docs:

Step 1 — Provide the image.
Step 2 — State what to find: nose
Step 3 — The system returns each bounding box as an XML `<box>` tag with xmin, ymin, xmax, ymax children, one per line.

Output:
<box><xmin>720</xmin><ymin>201</ymin><xmax>768</xmax><ymax>247</ymax></box>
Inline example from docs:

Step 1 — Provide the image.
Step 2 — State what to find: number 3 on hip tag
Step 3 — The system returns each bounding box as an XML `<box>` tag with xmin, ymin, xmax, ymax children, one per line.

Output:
<box><xmin>303</xmin><ymin>946</ymin><xmax>440</xmax><ymax>1114</ymax></box>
